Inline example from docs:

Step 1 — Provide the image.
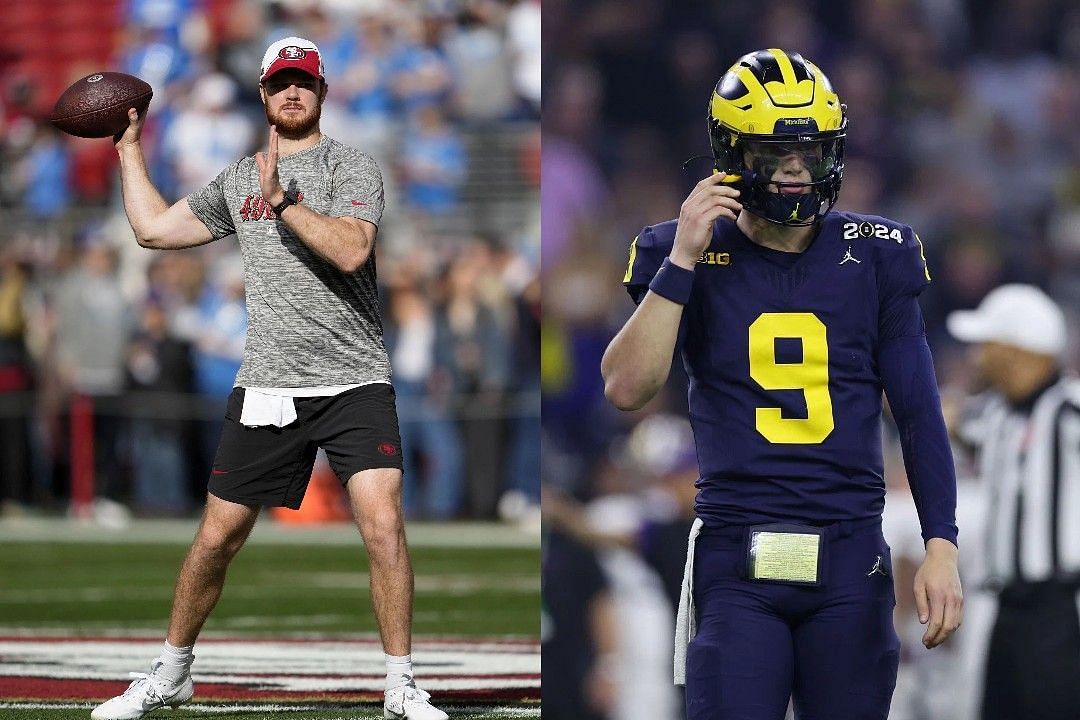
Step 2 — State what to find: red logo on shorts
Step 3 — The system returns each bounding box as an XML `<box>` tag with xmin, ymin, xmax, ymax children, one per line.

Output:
<box><xmin>378</xmin><ymin>443</ymin><xmax>398</xmax><ymax>456</ymax></box>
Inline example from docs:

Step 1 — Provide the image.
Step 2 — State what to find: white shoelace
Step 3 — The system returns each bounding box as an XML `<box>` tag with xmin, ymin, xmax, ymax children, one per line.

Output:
<box><xmin>387</xmin><ymin>681</ymin><xmax>432</xmax><ymax>708</ymax></box>
<box><xmin>121</xmin><ymin>662</ymin><xmax>179</xmax><ymax>705</ymax></box>
<box><xmin>122</xmin><ymin>674</ymin><xmax>166</xmax><ymax>704</ymax></box>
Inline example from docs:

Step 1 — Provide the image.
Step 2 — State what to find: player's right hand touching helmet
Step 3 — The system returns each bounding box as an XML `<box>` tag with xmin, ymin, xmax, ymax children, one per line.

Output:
<box><xmin>671</xmin><ymin>173</ymin><xmax>743</xmax><ymax>268</ymax></box>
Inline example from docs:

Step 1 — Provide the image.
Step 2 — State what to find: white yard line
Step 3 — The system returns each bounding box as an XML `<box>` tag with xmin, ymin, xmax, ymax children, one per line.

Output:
<box><xmin>0</xmin><ymin>572</ymin><xmax>537</xmax><ymax>604</ymax></box>
<box><xmin>0</xmin><ymin>518</ymin><xmax>538</xmax><ymax>548</ymax></box>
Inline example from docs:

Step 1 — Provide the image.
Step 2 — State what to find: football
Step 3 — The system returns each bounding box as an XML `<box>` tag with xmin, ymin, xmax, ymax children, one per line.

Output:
<box><xmin>49</xmin><ymin>72</ymin><xmax>153</xmax><ymax>139</ymax></box>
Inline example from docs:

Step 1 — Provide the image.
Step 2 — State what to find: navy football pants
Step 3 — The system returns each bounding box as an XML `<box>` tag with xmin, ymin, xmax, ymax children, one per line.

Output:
<box><xmin>686</xmin><ymin>519</ymin><xmax>900</xmax><ymax>720</ymax></box>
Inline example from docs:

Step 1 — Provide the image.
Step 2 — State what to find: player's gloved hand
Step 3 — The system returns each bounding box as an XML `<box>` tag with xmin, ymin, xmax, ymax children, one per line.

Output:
<box><xmin>255</xmin><ymin>125</ymin><xmax>285</xmax><ymax>207</ymax></box>
<box><xmin>113</xmin><ymin>107</ymin><xmax>146</xmax><ymax>149</ymax></box>
<box><xmin>670</xmin><ymin>172</ymin><xmax>742</xmax><ymax>269</ymax></box>
<box><xmin>914</xmin><ymin>537</ymin><xmax>963</xmax><ymax>648</ymax></box>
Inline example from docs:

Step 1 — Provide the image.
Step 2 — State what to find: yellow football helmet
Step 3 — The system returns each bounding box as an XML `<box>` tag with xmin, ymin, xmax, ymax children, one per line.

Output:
<box><xmin>708</xmin><ymin>49</ymin><xmax>847</xmax><ymax>226</ymax></box>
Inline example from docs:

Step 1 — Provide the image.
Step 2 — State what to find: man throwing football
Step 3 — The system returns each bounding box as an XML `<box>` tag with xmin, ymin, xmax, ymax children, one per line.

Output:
<box><xmin>602</xmin><ymin>48</ymin><xmax>962</xmax><ymax>720</ymax></box>
<box><xmin>92</xmin><ymin>37</ymin><xmax>447</xmax><ymax>720</ymax></box>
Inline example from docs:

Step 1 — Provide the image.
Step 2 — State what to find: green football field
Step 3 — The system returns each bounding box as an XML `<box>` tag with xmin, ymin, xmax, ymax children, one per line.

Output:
<box><xmin>0</xmin><ymin>519</ymin><xmax>541</xmax><ymax>720</ymax></box>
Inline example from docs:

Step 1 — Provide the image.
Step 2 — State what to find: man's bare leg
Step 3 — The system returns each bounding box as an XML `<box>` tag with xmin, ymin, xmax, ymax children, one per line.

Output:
<box><xmin>347</xmin><ymin>468</ymin><xmax>412</xmax><ymax>656</ymax></box>
<box><xmin>348</xmin><ymin>468</ymin><xmax>449</xmax><ymax>717</ymax></box>
<box><xmin>166</xmin><ymin>493</ymin><xmax>261</xmax><ymax>646</ymax></box>
<box><xmin>91</xmin><ymin>494</ymin><xmax>261</xmax><ymax>720</ymax></box>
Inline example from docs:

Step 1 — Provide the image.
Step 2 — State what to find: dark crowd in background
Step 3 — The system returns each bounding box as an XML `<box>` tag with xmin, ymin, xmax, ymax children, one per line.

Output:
<box><xmin>0</xmin><ymin>0</ymin><xmax>540</xmax><ymax>525</ymax></box>
<box><xmin>541</xmin><ymin>0</ymin><xmax>1079</xmax><ymax>719</ymax></box>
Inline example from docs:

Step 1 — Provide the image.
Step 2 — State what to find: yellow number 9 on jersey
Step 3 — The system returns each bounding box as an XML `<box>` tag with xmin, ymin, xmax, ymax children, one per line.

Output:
<box><xmin>748</xmin><ymin>313</ymin><xmax>834</xmax><ymax>444</ymax></box>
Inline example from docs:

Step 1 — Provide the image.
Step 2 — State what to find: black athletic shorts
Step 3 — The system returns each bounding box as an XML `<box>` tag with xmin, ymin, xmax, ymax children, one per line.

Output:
<box><xmin>208</xmin><ymin>383</ymin><xmax>403</xmax><ymax>508</ymax></box>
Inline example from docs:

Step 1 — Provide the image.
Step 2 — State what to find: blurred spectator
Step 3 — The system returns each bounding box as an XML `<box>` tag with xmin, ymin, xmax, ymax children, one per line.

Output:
<box><xmin>14</xmin><ymin>126</ymin><xmax>72</xmax><ymax>220</ymax></box>
<box><xmin>192</xmin><ymin>256</ymin><xmax>245</xmax><ymax>401</ymax></box>
<box><xmin>444</xmin><ymin>0</ymin><xmax>516</xmax><ymax>122</ymax></box>
<box><xmin>541</xmin><ymin>230</ymin><xmax>621</xmax><ymax>468</ymax></box>
<box><xmin>127</xmin><ymin>297</ymin><xmax>194</xmax><ymax>515</ymax></box>
<box><xmin>163</xmin><ymin>73</ymin><xmax>256</xmax><ymax>195</ymax></box>
<box><xmin>191</xmin><ymin>255</ymin><xmax>246</xmax><ymax>480</ymax></box>
<box><xmin>398</xmin><ymin>104</ymin><xmax>467</xmax><ymax>217</ymax></box>
<box><xmin>389</xmin><ymin>10</ymin><xmax>454</xmax><ymax>117</ymax></box>
<box><xmin>0</xmin><ymin>249</ymin><xmax>31</xmax><ymax>511</ymax></box>
<box><xmin>386</xmin><ymin>269</ymin><xmax>464</xmax><ymax>519</ymax></box>
<box><xmin>505</xmin><ymin>0</ymin><xmax>541</xmax><ymax>118</ymax></box>
<box><xmin>217</xmin><ymin>0</ymin><xmax>270</xmax><ymax>90</ymax></box>
<box><xmin>335</xmin><ymin>9</ymin><xmax>401</xmax><ymax>158</ymax></box>
<box><xmin>68</xmin><ymin>139</ymin><xmax>119</xmax><ymax>208</ymax></box>
<box><xmin>438</xmin><ymin>246</ymin><xmax>508</xmax><ymax>517</ymax></box>
<box><xmin>126</xmin><ymin>0</ymin><xmax>197</xmax><ymax>36</ymax></box>
<box><xmin>0</xmin><ymin>76</ymin><xmax>39</xmax><ymax>168</ymax></box>
<box><xmin>120</xmin><ymin>22</ymin><xmax>195</xmax><ymax>94</ymax></box>
<box><xmin>544</xmin><ymin>414</ymin><xmax>699</xmax><ymax>719</ymax></box>
<box><xmin>539</xmin><ymin>63</ymin><xmax>609</xmax><ymax>271</ymax></box>
<box><xmin>582</xmin><ymin>475</ymin><xmax>678</xmax><ymax>720</ymax></box>
<box><xmin>499</xmin><ymin>268</ymin><xmax>541</xmax><ymax>525</ymax></box>
<box><xmin>53</xmin><ymin>238</ymin><xmax>133</xmax><ymax>505</ymax></box>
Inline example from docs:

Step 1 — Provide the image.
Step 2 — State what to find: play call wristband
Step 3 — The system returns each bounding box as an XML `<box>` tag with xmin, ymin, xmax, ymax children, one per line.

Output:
<box><xmin>648</xmin><ymin>258</ymin><xmax>695</xmax><ymax>305</ymax></box>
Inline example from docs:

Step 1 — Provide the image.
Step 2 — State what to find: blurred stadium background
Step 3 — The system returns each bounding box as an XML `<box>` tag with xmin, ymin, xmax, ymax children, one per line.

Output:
<box><xmin>0</xmin><ymin>0</ymin><xmax>539</xmax><ymax>717</ymax></box>
<box><xmin>541</xmin><ymin>0</ymin><xmax>1078</xmax><ymax>719</ymax></box>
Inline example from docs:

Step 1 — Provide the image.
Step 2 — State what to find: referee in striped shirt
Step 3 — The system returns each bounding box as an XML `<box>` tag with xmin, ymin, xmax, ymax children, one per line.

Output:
<box><xmin>947</xmin><ymin>284</ymin><xmax>1080</xmax><ymax>720</ymax></box>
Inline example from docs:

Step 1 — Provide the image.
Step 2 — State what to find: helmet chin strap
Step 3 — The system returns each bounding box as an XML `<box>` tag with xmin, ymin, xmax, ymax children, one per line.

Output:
<box><xmin>756</xmin><ymin>189</ymin><xmax>822</xmax><ymax>226</ymax></box>
<box><xmin>701</xmin><ymin>162</ymin><xmax>829</xmax><ymax>226</ymax></box>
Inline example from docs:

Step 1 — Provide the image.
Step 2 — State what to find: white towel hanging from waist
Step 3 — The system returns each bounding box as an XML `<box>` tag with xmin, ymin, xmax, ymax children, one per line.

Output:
<box><xmin>239</xmin><ymin>389</ymin><xmax>298</xmax><ymax>428</ymax></box>
<box><xmin>674</xmin><ymin>516</ymin><xmax>704</xmax><ymax>686</ymax></box>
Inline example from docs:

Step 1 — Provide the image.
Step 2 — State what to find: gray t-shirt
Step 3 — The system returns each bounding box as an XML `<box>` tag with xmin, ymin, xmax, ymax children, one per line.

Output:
<box><xmin>187</xmin><ymin>135</ymin><xmax>390</xmax><ymax>387</ymax></box>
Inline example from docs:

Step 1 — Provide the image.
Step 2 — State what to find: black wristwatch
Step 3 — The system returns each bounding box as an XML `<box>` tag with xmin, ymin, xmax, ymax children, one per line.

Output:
<box><xmin>272</xmin><ymin>189</ymin><xmax>299</xmax><ymax>216</ymax></box>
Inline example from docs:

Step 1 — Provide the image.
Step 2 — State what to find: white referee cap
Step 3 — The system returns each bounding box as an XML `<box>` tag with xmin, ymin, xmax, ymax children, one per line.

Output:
<box><xmin>947</xmin><ymin>284</ymin><xmax>1067</xmax><ymax>356</ymax></box>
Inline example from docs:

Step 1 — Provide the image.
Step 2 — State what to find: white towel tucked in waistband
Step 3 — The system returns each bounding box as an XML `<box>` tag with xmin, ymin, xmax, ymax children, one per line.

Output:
<box><xmin>239</xmin><ymin>389</ymin><xmax>298</xmax><ymax>428</ymax></box>
<box><xmin>674</xmin><ymin>516</ymin><xmax>704</xmax><ymax>686</ymax></box>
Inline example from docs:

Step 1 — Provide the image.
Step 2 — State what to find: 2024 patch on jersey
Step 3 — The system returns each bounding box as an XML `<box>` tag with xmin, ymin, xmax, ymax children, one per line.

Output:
<box><xmin>624</xmin><ymin>211</ymin><xmax>931</xmax><ymax>528</ymax></box>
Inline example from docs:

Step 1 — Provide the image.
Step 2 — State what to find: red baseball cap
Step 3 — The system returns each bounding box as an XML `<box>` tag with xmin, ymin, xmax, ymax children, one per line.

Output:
<box><xmin>259</xmin><ymin>37</ymin><xmax>325</xmax><ymax>83</ymax></box>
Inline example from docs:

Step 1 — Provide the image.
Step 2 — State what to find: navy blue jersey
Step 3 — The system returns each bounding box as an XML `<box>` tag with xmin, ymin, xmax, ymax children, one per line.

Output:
<box><xmin>624</xmin><ymin>212</ymin><xmax>932</xmax><ymax>528</ymax></box>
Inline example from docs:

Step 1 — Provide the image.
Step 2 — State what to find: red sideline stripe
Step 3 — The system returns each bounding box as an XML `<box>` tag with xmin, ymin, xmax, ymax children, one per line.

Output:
<box><xmin>186</xmin><ymin>672</ymin><xmax>539</xmax><ymax>681</ymax></box>
<box><xmin>0</xmin><ymin>678</ymin><xmax>538</xmax><ymax>702</ymax></box>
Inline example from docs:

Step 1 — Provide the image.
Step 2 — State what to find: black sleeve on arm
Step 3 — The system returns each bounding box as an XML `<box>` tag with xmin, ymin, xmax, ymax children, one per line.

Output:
<box><xmin>879</xmin><ymin>312</ymin><xmax>959</xmax><ymax>546</ymax></box>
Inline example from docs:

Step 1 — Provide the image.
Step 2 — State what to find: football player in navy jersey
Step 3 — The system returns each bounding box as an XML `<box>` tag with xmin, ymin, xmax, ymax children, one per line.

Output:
<box><xmin>601</xmin><ymin>49</ymin><xmax>963</xmax><ymax>720</ymax></box>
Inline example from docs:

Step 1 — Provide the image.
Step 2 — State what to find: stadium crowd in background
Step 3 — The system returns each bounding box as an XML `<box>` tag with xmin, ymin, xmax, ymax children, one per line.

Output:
<box><xmin>541</xmin><ymin>0</ymin><xmax>1078</xmax><ymax>718</ymax></box>
<box><xmin>0</xmin><ymin>0</ymin><xmax>540</xmax><ymax>524</ymax></box>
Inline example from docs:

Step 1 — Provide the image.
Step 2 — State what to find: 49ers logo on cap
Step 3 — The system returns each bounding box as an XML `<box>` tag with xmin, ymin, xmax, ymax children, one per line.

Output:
<box><xmin>279</xmin><ymin>46</ymin><xmax>307</xmax><ymax>60</ymax></box>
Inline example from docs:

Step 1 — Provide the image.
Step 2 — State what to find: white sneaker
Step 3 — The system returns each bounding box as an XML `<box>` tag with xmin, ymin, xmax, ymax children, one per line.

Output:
<box><xmin>90</xmin><ymin>658</ymin><xmax>194</xmax><ymax>720</ymax></box>
<box><xmin>384</xmin><ymin>677</ymin><xmax>449</xmax><ymax>720</ymax></box>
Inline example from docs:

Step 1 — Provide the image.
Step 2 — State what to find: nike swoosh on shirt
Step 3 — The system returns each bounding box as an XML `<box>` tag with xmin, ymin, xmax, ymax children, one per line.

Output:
<box><xmin>211</xmin><ymin>469</ymin><xmax>228</xmax><ymax>475</ymax></box>
<box><xmin>351</xmin><ymin>200</ymin><xmax>366</xmax><ymax>206</ymax></box>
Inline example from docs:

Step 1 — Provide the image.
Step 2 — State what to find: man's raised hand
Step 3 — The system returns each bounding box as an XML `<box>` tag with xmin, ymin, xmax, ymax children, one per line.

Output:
<box><xmin>254</xmin><ymin>125</ymin><xmax>284</xmax><ymax>206</ymax></box>
<box><xmin>670</xmin><ymin>172</ymin><xmax>742</xmax><ymax>269</ymax></box>
<box><xmin>113</xmin><ymin>107</ymin><xmax>146</xmax><ymax>149</ymax></box>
